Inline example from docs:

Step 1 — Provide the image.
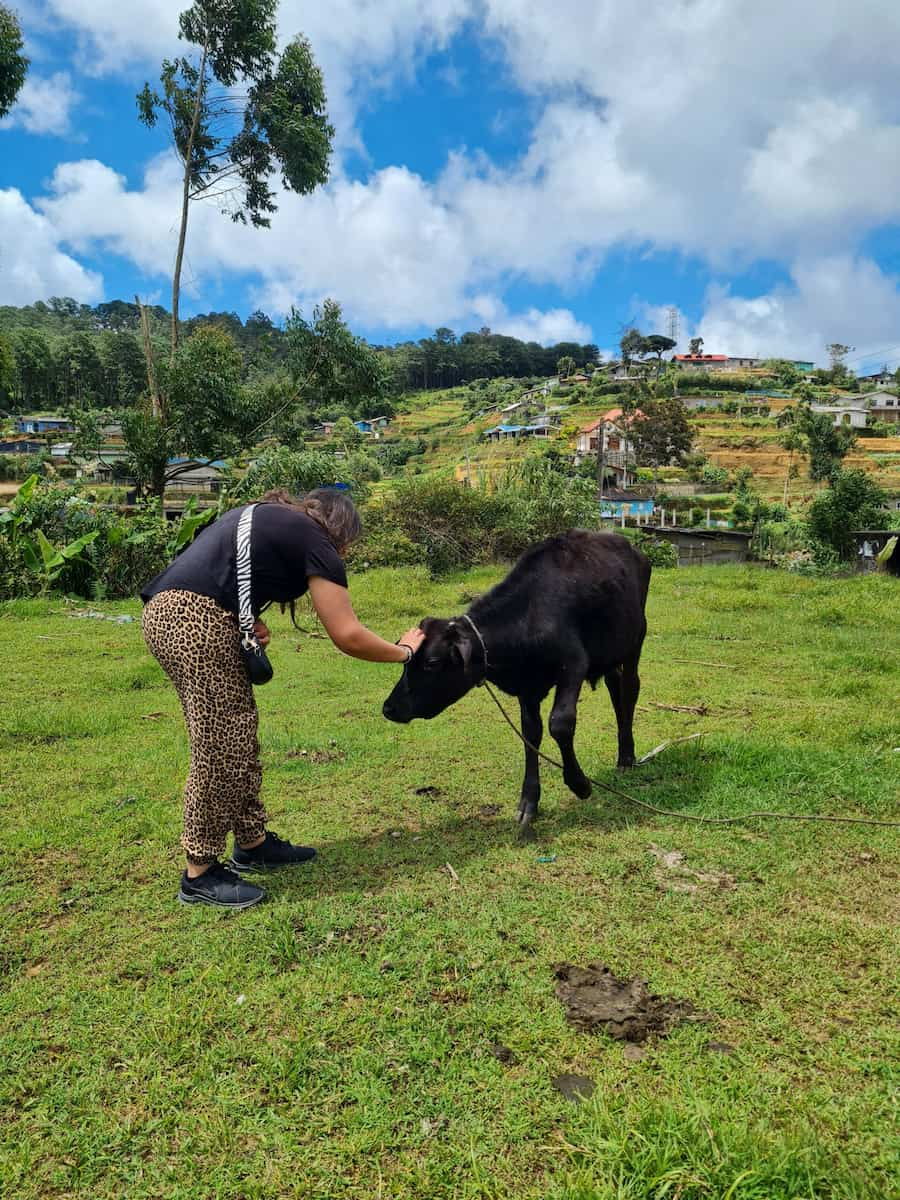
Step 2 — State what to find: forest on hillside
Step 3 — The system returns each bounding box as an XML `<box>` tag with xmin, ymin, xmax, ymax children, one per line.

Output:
<box><xmin>0</xmin><ymin>297</ymin><xmax>598</xmax><ymax>412</ymax></box>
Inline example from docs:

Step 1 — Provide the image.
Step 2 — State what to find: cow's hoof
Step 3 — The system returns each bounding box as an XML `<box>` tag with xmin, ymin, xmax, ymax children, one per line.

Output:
<box><xmin>517</xmin><ymin>822</ymin><xmax>537</xmax><ymax>843</ymax></box>
<box><xmin>616</xmin><ymin>757</ymin><xmax>636</xmax><ymax>773</ymax></box>
<box><xmin>570</xmin><ymin>776</ymin><xmax>593</xmax><ymax>800</ymax></box>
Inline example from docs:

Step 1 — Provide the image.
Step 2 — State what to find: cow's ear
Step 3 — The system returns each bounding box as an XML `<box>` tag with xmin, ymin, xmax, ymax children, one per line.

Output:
<box><xmin>451</xmin><ymin>626</ymin><xmax>473</xmax><ymax>669</ymax></box>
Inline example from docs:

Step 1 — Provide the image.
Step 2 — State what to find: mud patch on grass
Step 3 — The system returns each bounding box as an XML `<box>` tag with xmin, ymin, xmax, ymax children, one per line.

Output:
<box><xmin>554</xmin><ymin>962</ymin><xmax>702</xmax><ymax>1043</ymax></box>
<box><xmin>648</xmin><ymin>844</ymin><xmax>736</xmax><ymax>893</ymax></box>
<box><xmin>287</xmin><ymin>746</ymin><xmax>345</xmax><ymax>765</ymax></box>
<box><xmin>552</xmin><ymin>1072</ymin><xmax>596</xmax><ymax>1102</ymax></box>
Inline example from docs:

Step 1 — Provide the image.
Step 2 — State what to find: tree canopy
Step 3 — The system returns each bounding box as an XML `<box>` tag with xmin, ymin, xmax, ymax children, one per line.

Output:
<box><xmin>0</xmin><ymin>4</ymin><xmax>28</xmax><ymax>119</ymax></box>
<box><xmin>137</xmin><ymin>0</ymin><xmax>333</xmax><ymax>355</ymax></box>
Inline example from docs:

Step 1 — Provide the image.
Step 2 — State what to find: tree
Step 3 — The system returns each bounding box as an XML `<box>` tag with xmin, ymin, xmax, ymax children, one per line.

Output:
<box><xmin>688</xmin><ymin>336</ymin><xmax>704</xmax><ymax>357</ymax></box>
<box><xmin>0</xmin><ymin>4</ymin><xmax>28</xmax><ymax>119</ymax></box>
<box><xmin>642</xmin><ymin>334</ymin><xmax>676</xmax><ymax>376</ymax></box>
<box><xmin>55</xmin><ymin>332</ymin><xmax>104</xmax><ymax>409</ymax></box>
<box><xmin>827</xmin><ymin>343</ymin><xmax>853</xmax><ymax>371</ymax></box>
<box><xmin>777</xmin><ymin>424</ymin><xmax>805</xmax><ymax>506</ymax></box>
<box><xmin>807</xmin><ymin>469</ymin><xmax>887</xmax><ymax>560</ymax></box>
<box><xmin>556</xmin><ymin>355</ymin><xmax>576</xmax><ymax>379</ymax></box>
<box><xmin>619</xmin><ymin>327</ymin><xmax>646</xmax><ymax>370</ymax></box>
<box><xmin>0</xmin><ymin>330</ymin><xmax>14</xmax><ymax>406</ymax></box>
<box><xmin>630</xmin><ymin>396</ymin><xmax>693</xmax><ymax>471</ymax></box>
<box><xmin>13</xmin><ymin>328</ymin><xmax>53</xmax><ymax>408</ymax></box>
<box><xmin>104</xmin><ymin>300</ymin><xmax>384</xmax><ymax>497</ymax></box>
<box><xmin>762</xmin><ymin>359</ymin><xmax>802</xmax><ymax>389</ymax></box>
<box><xmin>330</xmin><ymin>415</ymin><xmax>363</xmax><ymax>453</ymax></box>
<box><xmin>778</xmin><ymin>403</ymin><xmax>856</xmax><ymax>483</ymax></box>
<box><xmin>137</xmin><ymin>0</ymin><xmax>333</xmax><ymax>358</ymax></box>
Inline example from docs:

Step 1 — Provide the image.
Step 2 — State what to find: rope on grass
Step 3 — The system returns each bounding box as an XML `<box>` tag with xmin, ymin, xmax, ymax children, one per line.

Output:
<box><xmin>482</xmin><ymin>682</ymin><xmax>900</xmax><ymax>830</ymax></box>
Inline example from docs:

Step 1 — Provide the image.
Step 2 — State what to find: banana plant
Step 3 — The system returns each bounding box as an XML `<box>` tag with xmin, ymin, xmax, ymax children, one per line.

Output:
<box><xmin>20</xmin><ymin>528</ymin><xmax>100</xmax><ymax>591</ymax></box>
<box><xmin>0</xmin><ymin>474</ymin><xmax>39</xmax><ymax>548</ymax></box>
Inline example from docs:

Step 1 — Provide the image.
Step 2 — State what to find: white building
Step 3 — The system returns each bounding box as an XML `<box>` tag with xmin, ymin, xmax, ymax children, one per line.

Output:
<box><xmin>866</xmin><ymin>390</ymin><xmax>900</xmax><ymax>425</ymax></box>
<box><xmin>810</xmin><ymin>401</ymin><xmax>869</xmax><ymax>429</ymax></box>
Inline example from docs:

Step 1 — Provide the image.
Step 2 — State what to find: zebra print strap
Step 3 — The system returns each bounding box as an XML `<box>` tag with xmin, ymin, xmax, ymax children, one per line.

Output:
<box><xmin>236</xmin><ymin>504</ymin><xmax>257</xmax><ymax>641</ymax></box>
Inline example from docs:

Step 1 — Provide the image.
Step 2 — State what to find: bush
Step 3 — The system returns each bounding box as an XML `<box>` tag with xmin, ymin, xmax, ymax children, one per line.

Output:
<box><xmin>238</xmin><ymin>447</ymin><xmax>369</xmax><ymax>500</ymax></box>
<box><xmin>807</xmin><ymin>469</ymin><xmax>888</xmax><ymax>560</ymax></box>
<box><xmin>358</xmin><ymin>456</ymin><xmax>602</xmax><ymax>576</ymax></box>
<box><xmin>0</xmin><ymin>477</ymin><xmax>208</xmax><ymax>599</ymax></box>
<box><xmin>622</xmin><ymin>528</ymin><xmax>678</xmax><ymax>567</ymax></box>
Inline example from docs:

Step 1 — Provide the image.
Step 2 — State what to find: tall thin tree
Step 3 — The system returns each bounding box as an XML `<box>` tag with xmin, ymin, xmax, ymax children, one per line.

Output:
<box><xmin>137</xmin><ymin>0</ymin><xmax>333</xmax><ymax>360</ymax></box>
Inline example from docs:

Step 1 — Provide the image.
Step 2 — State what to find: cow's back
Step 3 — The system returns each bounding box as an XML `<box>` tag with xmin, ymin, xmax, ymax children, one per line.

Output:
<box><xmin>481</xmin><ymin>530</ymin><xmax>649</xmax><ymax>677</ymax></box>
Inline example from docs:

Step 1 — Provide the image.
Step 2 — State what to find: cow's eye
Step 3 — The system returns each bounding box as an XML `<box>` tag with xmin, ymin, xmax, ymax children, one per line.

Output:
<box><xmin>423</xmin><ymin>656</ymin><xmax>443</xmax><ymax>671</ymax></box>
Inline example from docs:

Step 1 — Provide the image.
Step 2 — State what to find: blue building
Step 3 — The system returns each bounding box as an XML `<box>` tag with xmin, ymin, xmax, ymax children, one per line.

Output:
<box><xmin>600</xmin><ymin>490</ymin><xmax>654</xmax><ymax>519</ymax></box>
<box><xmin>15</xmin><ymin>415</ymin><xmax>75</xmax><ymax>434</ymax></box>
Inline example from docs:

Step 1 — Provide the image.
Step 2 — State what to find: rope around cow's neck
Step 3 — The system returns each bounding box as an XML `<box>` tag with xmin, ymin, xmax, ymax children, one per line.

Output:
<box><xmin>480</xmin><ymin>680</ymin><xmax>900</xmax><ymax>830</ymax></box>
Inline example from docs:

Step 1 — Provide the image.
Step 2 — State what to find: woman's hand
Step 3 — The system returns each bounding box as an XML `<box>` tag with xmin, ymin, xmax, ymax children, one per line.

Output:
<box><xmin>397</xmin><ymin>627</ymin><xmax>425</xmax><ymax>657</ymax></box>
<box><xmin>253</xmin><ymin>620</ymin><xmax>271</xmax><ymax>648</ymax></box>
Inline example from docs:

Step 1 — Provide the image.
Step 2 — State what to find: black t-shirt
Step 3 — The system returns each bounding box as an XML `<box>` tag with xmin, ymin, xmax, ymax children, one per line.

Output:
<box><xmin>140</xmin><ymin>503</ymin><xmax>347</xmax><ymax>615</ymax></box>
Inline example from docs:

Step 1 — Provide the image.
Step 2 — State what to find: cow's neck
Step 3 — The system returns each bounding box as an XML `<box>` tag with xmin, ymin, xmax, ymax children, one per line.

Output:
<box><xmin>466</xmin><ymin>590</ymin><xmax>522</xmax><ymax>682</ymax></box>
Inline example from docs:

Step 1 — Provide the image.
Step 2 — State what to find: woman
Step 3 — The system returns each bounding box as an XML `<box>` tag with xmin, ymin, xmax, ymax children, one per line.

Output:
<box><xmin>141</xmin><ymin>488</ymin><xmax>424</xmax><ymax>910</ymax></box>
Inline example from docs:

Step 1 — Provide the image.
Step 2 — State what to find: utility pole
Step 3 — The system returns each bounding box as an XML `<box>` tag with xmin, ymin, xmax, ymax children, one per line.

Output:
<box><xmin>596</xmin><ymin>420</ymin><xmax>606</xmax><ymax>503</ymax></box>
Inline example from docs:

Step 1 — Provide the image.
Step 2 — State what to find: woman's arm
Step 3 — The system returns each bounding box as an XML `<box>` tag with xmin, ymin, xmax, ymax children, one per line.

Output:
<box><xmin>308</xmin><ymin>576</ymin><xmax>424</xmax><ymax>663</ymax></box>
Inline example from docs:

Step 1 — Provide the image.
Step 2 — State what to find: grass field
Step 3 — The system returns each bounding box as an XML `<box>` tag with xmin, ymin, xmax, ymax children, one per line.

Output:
<box><xmin>2</xmin><ymin>566</ymin><xmax>898</xmax><ymax>1199</ymax></box>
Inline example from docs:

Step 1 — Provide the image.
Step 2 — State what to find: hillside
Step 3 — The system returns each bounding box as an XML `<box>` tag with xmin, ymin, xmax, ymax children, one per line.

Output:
<box><xmin>388</xmin><ymin>381</ymin><xmax>900</xmax><ymax>506</ymax></box>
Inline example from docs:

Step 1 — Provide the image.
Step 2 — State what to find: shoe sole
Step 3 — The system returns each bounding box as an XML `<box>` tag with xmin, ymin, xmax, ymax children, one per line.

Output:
<box><xmin>227</xmin><ymin>852</ymin><xmax>317</xmax><ymax>874</ymax></box>
<box><xmin>178</xmin><ymin>888</ymin><xmax>266</xmax><ymax>909</ymax></box>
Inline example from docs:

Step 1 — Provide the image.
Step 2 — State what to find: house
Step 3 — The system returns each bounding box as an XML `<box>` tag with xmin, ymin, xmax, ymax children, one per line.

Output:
<box><xmin>484</xmin><ymin>422</ymin><xmax>551</xmax><ymax>442</ymax></box>
<box><xmin>50</xmin><ymin>442</ymin><xmax>73</xmax><ymax>459</ymax></box>
<box><xmin>575</xmin><ymin>408</ymin><xmax>645</xmax><ymax>487</ymax></box>
<box><xmin>600</xmin><ymin>489</ymin><xmax>654</xmax><ymax>519</ymax></box>
<box><xmin>859</xmin><ymin>369</ymin><xmax>896</xmax><ymax>388</ymax></box>
<box><xmin>15</xmin><ymin>414</ymin><xmax>74</xmax><ymax>434</ymax></box>
<box><xmin>673</xmin><ymin>355</ymin><xmax>813</xmax><ymax>375</ymax></box>
<box><xmin>318</xmin><ymin>421</ymin><xmax>336</xmax><ymax>437</ymax></box>
<box><xmin>0</xmin><ymin>438</ymin><xmax>43</xmax><ymax>455</ymax></box>
<box><xmin>673</xmin><ymin>354</ymin><xmax>737</xmax><ymax>373</ymax></box>
<box><xmin>866</xmin><ymin>390</ymin><xmax>900</xmax><ymax>425</ymax></box>
<box><xmin>810</xmin><ymin>400</ymin><xmax>869</xmax><ymax>429</ymax></box>
<box><xmin>164</xmin><ymin>458</ymin><xmax>226</xmax><ymax>494</ymax></box>
<box><xmin>353</xmin><ymin>416</ymin><xmax>390</xmax><ymax>437</ymax></box>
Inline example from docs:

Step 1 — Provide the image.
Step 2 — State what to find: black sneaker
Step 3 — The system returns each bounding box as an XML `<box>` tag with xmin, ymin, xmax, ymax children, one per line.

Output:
<box><xmin>229</xmin><ymin>831</ymin><xmax>317</xmax><ymax>873</ymax></box>
<box><xmin>178</xmin><ymin>861</ymin><xmax>266</xmax><ymax>909</ymax></box>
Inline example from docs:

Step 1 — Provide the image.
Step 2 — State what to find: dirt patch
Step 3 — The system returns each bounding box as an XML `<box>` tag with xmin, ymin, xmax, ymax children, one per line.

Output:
<box><xmin>489</xmin><ymin>1043</ymin><xmax>518</xmax><ymax>1065</ymax></box>
<box><xmin>478</xmin><ymin>804</ymin><xmax>501</xmax><ymax>817</ymax></box>
<box><xmin>648</xmin><ymin>844</ymin><xmax>736</xmax><ymax>894</ymax></box>
<box><xmin>552</xmin><ymin>1072</ymin><xmax>596</xmax><ymax>1103</ymax></box>
<box><xmin>414</xmin><ymin>785</ymin><xmax>443</xmax><ymax>797</ymax></box>
<box><xmin>553</xmin><ymin>962</ymin><xmax>702</xmax><ymax>1043</ymax></box>
<box><xmin>287</xmin><ymin>747</ymin><xmax>345</xmax><ymax>764</ymax></box>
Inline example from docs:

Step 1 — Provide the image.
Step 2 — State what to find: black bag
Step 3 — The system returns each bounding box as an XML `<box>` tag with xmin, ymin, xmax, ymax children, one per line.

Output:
<box><xmin>236</xmin><ymin>504</ymin><xmax>273</xmax><ymax>686</ymax></box>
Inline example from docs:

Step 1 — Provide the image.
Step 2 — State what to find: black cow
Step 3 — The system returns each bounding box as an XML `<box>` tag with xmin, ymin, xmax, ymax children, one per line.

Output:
<box><xmin>383</xmin><ymin>530</ymin><xmax>651</xmax><ymax>830</ymax></box>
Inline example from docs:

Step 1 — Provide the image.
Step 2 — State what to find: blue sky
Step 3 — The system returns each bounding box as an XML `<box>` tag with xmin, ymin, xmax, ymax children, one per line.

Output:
<box><xmin>4</xmin><ymin>1</ymin><xmax>900</xmax><ymax>370</ymax></box>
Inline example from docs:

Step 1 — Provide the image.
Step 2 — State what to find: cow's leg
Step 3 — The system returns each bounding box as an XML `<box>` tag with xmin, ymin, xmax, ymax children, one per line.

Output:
<box><xmin>548</xmin><ymin>677</ymin><xmax>592</xmax><ymax>800</ymax></box>
<box><xmin>605</xmin><ymin>654</ymin><xmax>641</xmax><ymax>770</ymax></box>
<box><xmin>517</xmin><ymin>696</ymin><xmax>543</xmax><ymax>830</ymax></box>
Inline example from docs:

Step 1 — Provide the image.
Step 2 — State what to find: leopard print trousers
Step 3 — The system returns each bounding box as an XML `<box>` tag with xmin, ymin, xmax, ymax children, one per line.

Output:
<box><xmin>142</xmin><ymin>589</ymin><xmax>267</xmax><ymax>864</ymax></box>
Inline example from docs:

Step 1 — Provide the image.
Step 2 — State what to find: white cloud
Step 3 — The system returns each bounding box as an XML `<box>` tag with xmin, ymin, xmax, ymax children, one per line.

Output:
<box><xmin>4</xmin><ymin>71</ymin><xmax>81</xmax><ymax>136</ymax></box>
<box><xmin>34</xmin><ymin>155</ymin><xmax>586</xmax><ymax>340</ymax></box>
<box><xmin>0</xmin><ymin>188</ymin><xmax>103</xmax><ymax>304</ymax></box>
<box><xmin>695</xmin><ymin>257</ymin><xmax>900</xmax><ymax>367</ymax></box>
<box><xmin>13</xmin><ymin>0</ymin><xmax>900</xmax><ymax>343</ymax></box>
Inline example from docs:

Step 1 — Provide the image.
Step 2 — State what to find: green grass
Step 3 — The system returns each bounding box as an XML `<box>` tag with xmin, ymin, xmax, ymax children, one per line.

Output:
<box><xmin>2</xmin><ymin>567</ymin><xmax>898</xmax><ymax>1199</ymax></box>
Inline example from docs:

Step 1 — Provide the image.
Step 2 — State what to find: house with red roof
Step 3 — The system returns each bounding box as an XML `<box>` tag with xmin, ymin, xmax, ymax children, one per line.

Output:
<box><xmin>575</xmin><ymin>408</ymin><xmax>645</xmax><ymax>486</ymax></box>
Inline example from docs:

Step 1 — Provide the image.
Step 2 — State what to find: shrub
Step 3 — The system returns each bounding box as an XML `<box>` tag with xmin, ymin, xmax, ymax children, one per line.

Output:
<box><xmin>622</xmin><ymin>528</ymin><xmax>678</xmax><ymax>567</ymax></box>
<box><xmin>807</xmin><ymin>469</ymin><xmax>888</xmax><ymax>560</ymax></box>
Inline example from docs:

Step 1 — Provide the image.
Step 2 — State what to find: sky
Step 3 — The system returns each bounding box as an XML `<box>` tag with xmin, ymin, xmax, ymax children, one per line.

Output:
<box><xmin>3</xmin><ymin>0</ymin><xmax>900</xmax><ymax>370</ymax></box>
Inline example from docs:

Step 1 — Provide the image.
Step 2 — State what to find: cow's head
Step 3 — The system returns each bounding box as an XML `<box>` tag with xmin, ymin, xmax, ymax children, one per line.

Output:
<box><xmin>382</xmin><ymin>617</ymin><xmax>480</xmax><ymax>723</ymax></box>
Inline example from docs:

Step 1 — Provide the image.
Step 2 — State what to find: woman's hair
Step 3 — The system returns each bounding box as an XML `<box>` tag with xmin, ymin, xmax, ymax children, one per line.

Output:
<box><xmin>257</xmin><ymin>487</ymin><xmax>362</xmax><ymax>629</ymax></box>
<box><xmin>260</xmin><ymin>487</ymin><xmax>362</xmax><ymax>554</ymax></box>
